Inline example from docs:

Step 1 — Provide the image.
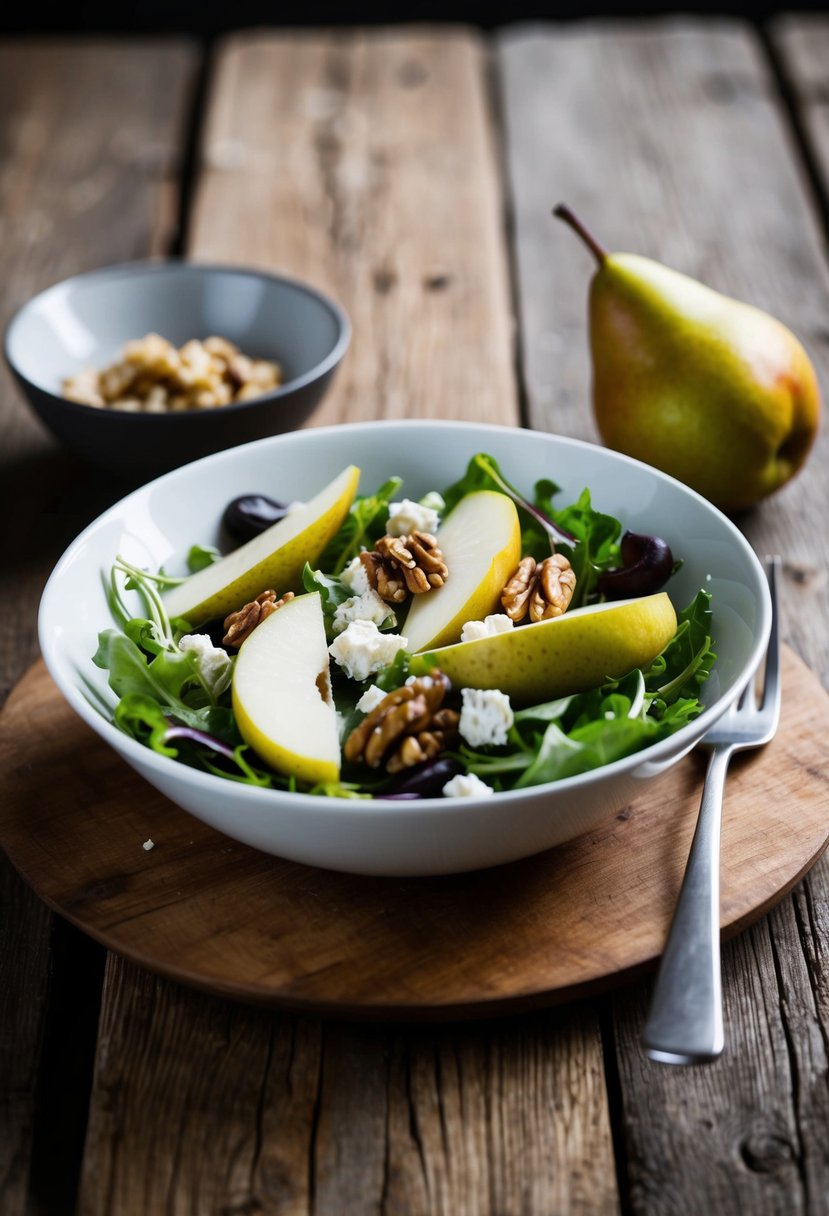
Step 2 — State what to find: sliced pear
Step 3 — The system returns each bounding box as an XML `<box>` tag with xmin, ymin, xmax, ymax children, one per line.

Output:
<box><xmin>232</xmin><ymin>592</ymin><xmax>340</xmax><ymax>785</ymax></box>
<box><xmin>165</xmin><ymin>465</ymin><xmax>360</xmax><ymax>625</ymax></box>
<box><xmin>403</xmin><ymin>491</ymin><xmax>522</xmax><ymax>653</ymax></box>
<box><xmin>426</xmin><ymin>593</ymin><xmax>677</xmax><ymax>704</ymax></box>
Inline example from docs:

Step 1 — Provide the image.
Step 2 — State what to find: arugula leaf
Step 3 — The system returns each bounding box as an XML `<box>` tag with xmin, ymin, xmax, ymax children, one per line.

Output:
<box><xmin>114</xmin><ymin>694</ymin><xmax>273</xmax><ymax>785</ymax></box>
<box><xmin>114</xmin><ymin>694</ymin><xmax>179</xmax><ymax>756</ymax></box>
<box><xmin>645</xmin><ymin>589</ymin><xmax>715</xmax><ymax>704</ymax></box>
<box><xmin>94</xmin><ymin>629</ymin><xmax>195</xmax><ymax>703</ymax></box>
<box><xmin>94</xmin><ymin>629</ymin><xmax>231</xmax><ymax>724</ymax></box>
<box><xmin>187</xmin><ymin>543</ymin><xmax>221</xmax><ymax>573</ymax></box>
<box><xmin>441</xmin><ymin>453</ymin><xmax>576</xmax><ymax>552</ymax></box>
<box><xmin>535</xmin><ymin>485</ymin><xmax>621</xmax><ymax>607</ymax></box>
<box><xmin>124</xmin><ymin>617</ymin><xmax>169</xmax><ymax>657</ymax></box>
<box><xmin>302</xmin><ymin>563</ymin><xmax>351</xmax><ymax>639</ymax></box>
<box><xmin>318</xmin><ymin>476</ymin><xmax>403</xmax><ymax>574</ymax></box>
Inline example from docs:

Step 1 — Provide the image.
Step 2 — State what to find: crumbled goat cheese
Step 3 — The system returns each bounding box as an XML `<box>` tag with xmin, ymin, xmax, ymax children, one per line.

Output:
<box><xmin>179</xmin><ymin>633</ymin><xmax>233</xmax><ymax>697</ymax></box>
<box><xmin>356</xmin><ymin>684</ymin><xmax>388</xmax><ymax>714</ymax></box>
<box><xmin>442</xmin><ymin>772</ymin><xmax>495</xmax><ymax>798</ymax></box>
<box><xmin>340</xmin><ymin>554</ymin><xmax>371</xmax><ymax>595</ymax></box>
<box><xmin>143</xmin><ymin>838</ymin><xmax>155</xmax><ymax>851</ymax></box>
<box><xmin>460</xmin><ymin>614</ymin><xmax>515</xmax><ymax>643</ymax></box>
<box><xmin>386</xmin><ymin>497</ymin><xmax>441</xmax><ymax>537</ymax></box>
<box><xmin>459</xmin><ymin>687</ymin><xmax>514</xmax><ymax>748</ymax></box>
<box><xmin>332</xmin><ymin>589</ymin><xmax>395</xmax><ymax>636</ymax></box>
<box><xmin>329</xmin><ymin>620</ymin><xmax>408</xmax><ymax>682</ymax></box>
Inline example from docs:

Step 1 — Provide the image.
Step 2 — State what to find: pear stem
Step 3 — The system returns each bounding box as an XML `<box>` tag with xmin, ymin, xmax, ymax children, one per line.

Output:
<box><xmin>553</xmin><ymin>204</ymin><xmax>608</xmax><ymax>265</ymax></box>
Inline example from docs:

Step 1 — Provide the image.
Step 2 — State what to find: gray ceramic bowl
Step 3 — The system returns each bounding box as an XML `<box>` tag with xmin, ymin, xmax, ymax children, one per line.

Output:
<box><xmin>4</xmin><ymin>261</ymin><xmax>350</xmax><ymax>477</ymax></box>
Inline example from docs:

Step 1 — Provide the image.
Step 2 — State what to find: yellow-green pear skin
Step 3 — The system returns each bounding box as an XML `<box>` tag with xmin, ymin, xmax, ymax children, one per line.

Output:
<box><xmin>426</xmin><ymin>593</ymin><xmax>677</xmax><ymax>705</ymax></box>
<box><xmin>164</xmin><ymin>465</ymin><xmax>360</xmax><ymax>626</ymax></box>
<box><xmin>555</xmin><ymin>207</ymin><xmax>821</xmax><ymax>512</ymax></box>
<box><xmin>232</xmin><ymin>592</ymin><xmax>340</xmax><ymax>786</ymax></box>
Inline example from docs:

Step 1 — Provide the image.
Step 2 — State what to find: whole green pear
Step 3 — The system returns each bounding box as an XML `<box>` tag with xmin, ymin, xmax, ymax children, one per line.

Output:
<box><xmin>555</xmin><ymin>206</ymin><xmax>821</xmax><ymax>512</ymax></box>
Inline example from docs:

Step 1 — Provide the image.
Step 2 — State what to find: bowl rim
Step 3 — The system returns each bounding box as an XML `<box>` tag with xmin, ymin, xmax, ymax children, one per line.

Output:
<box><xmin>3</xmin><ymin>258</ymin><xmax>352</xmax><ymax>419</ymax></box>
<box><xmin>38</xmin><ymin>418</ymin><xmax>773</xmax><ymax>814</ymax></box>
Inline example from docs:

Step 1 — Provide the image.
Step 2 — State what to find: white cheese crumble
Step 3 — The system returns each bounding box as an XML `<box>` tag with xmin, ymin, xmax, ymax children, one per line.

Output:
<box><xmin>179</xmin><ymin>633</ymin><xmax>233</xmax><ymax>697</ymax></box>
<box><xmin>460</xmin><ymin>613</ymin><xmax>515</xmax><ymax>643</ymax></box>
<box><xmin>459</xmin><ymin>687</ymin><xmax>514</xmax><ymax>747</ymax></box>
<box><xmin>442</xmin><ymin>772</ymin><xmax>495</xmax><ymax>798</ymax></box>
<box><xmin>143</xmin><ymin>838</ymin><xmax>155</xmax><ymax>851</ymax></box>
<box><xmin>386</xmin><ymin>497</ymin><xmax>441</xmax><ymax>537</ymax></box>
<box><xmin>332</xmin><ymin>588</ymin><xmax>396</xmax><ymax>635</ymax></box>
<box><xmin>356</xmin><ymin>683</ymin><xmax>388</xmax><ymax>714</ymax></box>
<box><xmin>340</xmin><ymin>555</ymin><xmax>371</xmax><ymax>595</ymax></box>
<box><xmin>328</xmin><ymin>620</ymin><xmax>408</xmax><ymax>682</ymax></box>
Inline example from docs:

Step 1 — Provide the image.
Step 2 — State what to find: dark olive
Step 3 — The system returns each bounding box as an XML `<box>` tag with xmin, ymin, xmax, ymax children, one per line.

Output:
<box><xmin>596</xmin><ymin>531</ymin><xmax>675</xmax><ymax>599</ymax></box>
<box><xmin>222</xmin><ymin>494</ymin><xmax>290</xmax><ymax>542</ymax></box>
<box><xmin>380</xmin><ymin>756</ymin><xmax>465</xmax><ymax>799</ymax></box>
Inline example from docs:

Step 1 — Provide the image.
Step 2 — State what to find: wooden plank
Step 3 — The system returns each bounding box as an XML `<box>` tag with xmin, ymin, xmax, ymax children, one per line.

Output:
<box><xmin>0</xmin><ymin>37</ymin><xmax>196</xmax><ymax>691</ymax></box>
<box><xmin>498</xmin><ymin>19</ymin><xmax>829</xmax><ymax>1213</ymax></box>
<box><xmin>773</xmin><ymin>16</ymin><xmax>829</xmax><ymax>196</ymax></box>
<box><xmin>0</xmin><ymin>39</ymin><xmax>196</xmax><ymax>1216</ymax></box>
<box><xmin>80</xmin><ymin>967</ymin><xmax>617</xmax><ymax>1216</ymax></box>
<box><xmin>0</xmin><ymin>865</ymin><xmax>51</xmax><ymax>1216</ymax></box>
<box><xmin>189</xmin><ymin>28</ymin><xmax>519</xmax><ymax>429</ymax></box>
<box><xmin>77</xmin><ymin>29</ymin><xmax>618</xmax><ymax>1216</ymax></box>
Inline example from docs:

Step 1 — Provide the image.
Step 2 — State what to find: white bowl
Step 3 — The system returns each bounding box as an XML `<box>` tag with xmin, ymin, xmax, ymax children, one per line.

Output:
<box><xmin>38</xmin><ymin>421</ymin><xmax>771</xmax><ymax>876</ymax></box>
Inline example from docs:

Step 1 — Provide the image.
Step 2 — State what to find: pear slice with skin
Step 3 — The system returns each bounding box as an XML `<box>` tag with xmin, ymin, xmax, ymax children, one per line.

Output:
<box><xmin>423</xmin><ymin>592</ymin><xmax>677</xmax><ymax>704</ymax></box>
<box><xmin>232</xmin><ymin>592</ymin><xmax>340</xmax><ymax>785</ymax></box>
<box><xmin>164</xmin><ymin>464</ymin><xmax>360</xmax><ymax>626</ymax></box>
<box><xmin>403</xmin><ymin>490</ymin><xmax>522</xmax><ymax>653</ymax></box>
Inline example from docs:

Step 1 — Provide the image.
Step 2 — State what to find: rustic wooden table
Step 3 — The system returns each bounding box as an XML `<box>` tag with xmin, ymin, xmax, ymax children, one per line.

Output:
<box><xmin>2</xmin><ymin>18</ymin><xmax>828</xmax><ymax>1215</ymax></box>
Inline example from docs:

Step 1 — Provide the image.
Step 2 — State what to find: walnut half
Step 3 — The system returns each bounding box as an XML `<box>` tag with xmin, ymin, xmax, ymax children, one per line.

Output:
<box><xmin>344</xmin><ymin>671</ymin><xmax>459</xmax><ymax>773</ymax></box>
<box><xmin>364</xmin><ymin>531</ymin><xmax>449</xmax><ymax>601</ymax></box>
<box><xmin>222</xmin><ymin>590</ymin><xmax>294</xmax><ymax>647</ymax></box>
<box><xmin>501</xmin><ymin>554</ymin><xmax>576</xmax><ymax>623</ymax></box>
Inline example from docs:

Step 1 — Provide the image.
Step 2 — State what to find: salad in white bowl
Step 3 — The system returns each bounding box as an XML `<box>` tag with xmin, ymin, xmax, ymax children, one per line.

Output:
<box><xmin>38</xmin><ymin>421</ymin><xmax>771</xmax><ymax>875</ymax></box>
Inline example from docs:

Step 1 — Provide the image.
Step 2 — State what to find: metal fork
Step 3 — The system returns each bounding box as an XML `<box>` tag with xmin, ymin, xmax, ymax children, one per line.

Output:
<box><xmin>642</xmin><ymin>556</ymin><xmax>781</xmax><ymax>1065</ymax></box>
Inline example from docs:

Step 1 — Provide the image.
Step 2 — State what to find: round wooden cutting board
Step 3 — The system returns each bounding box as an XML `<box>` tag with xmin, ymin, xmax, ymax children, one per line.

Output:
<box><xmin>2</xmin><ymin>648</ymin><xmax>828</xmax><ymax>1020</ymax></box>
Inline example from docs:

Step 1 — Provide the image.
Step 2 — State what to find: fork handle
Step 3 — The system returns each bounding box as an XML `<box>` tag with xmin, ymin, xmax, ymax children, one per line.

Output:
<box><xmin>642</xmin><ymin>742</ymin><xmax>735</xmax><ymax>1064</ymax></box>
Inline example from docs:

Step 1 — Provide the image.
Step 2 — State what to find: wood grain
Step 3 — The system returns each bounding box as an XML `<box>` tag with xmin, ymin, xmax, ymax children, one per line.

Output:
<box><xmin>1</xmin><ymin>647</ymin><xmax>828</xmax><ymax>1018</ymax></box>
<box><xmin>498</xmin><ymin>19</ymin><xmax>829</xmax><ymax>1213</ymax></box>
<box><xmin>0</xmin><ymin>39</ymin><xmax>196</xmax><ymax>698</ymax></box>
<box><xmin>0</xmin><ymin>40</ymin><xmax>196</xmax><ymax>1216</ymax></box>
<box><xmin>773</xmin><ymin>16</ymin><xmax>829</xmax><ymax>199</ymax></box>
<box><xmin>189</xmin><ymin>28</ymin><xmax>519</xmax><ymax>430</ymax></box>
<box><xmin>78</xmin><ymin>967</ymin><xmax>615</xmax><ymax>1216</ymax></box>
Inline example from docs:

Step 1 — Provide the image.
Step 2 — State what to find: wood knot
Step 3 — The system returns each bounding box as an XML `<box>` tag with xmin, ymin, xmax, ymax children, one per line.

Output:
<box><xmin>738</xmin><ymin>1132</ymin><xmax>795</xmax><ymax>1174</ymax></box>
<box><xmin>423</xmin><ymin>271</ymin><xmax>451</xmax><ymax>292</ymax></box>
<box><xmin>373</xmin><ymin>267</ymin><xmax>398</xmax><ymax>294</ymax></box>
<box><xmin>783</xmin><ymin>560</ymin><xmax>822</xmax><ymax>588</ymax></box>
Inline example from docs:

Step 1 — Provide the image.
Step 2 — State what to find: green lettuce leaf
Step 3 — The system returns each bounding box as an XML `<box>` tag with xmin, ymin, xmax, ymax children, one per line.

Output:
<box><xmin>317</xmin><ymin>476</ymin><xmax>403</xmax><ymax>574</ymax></box>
